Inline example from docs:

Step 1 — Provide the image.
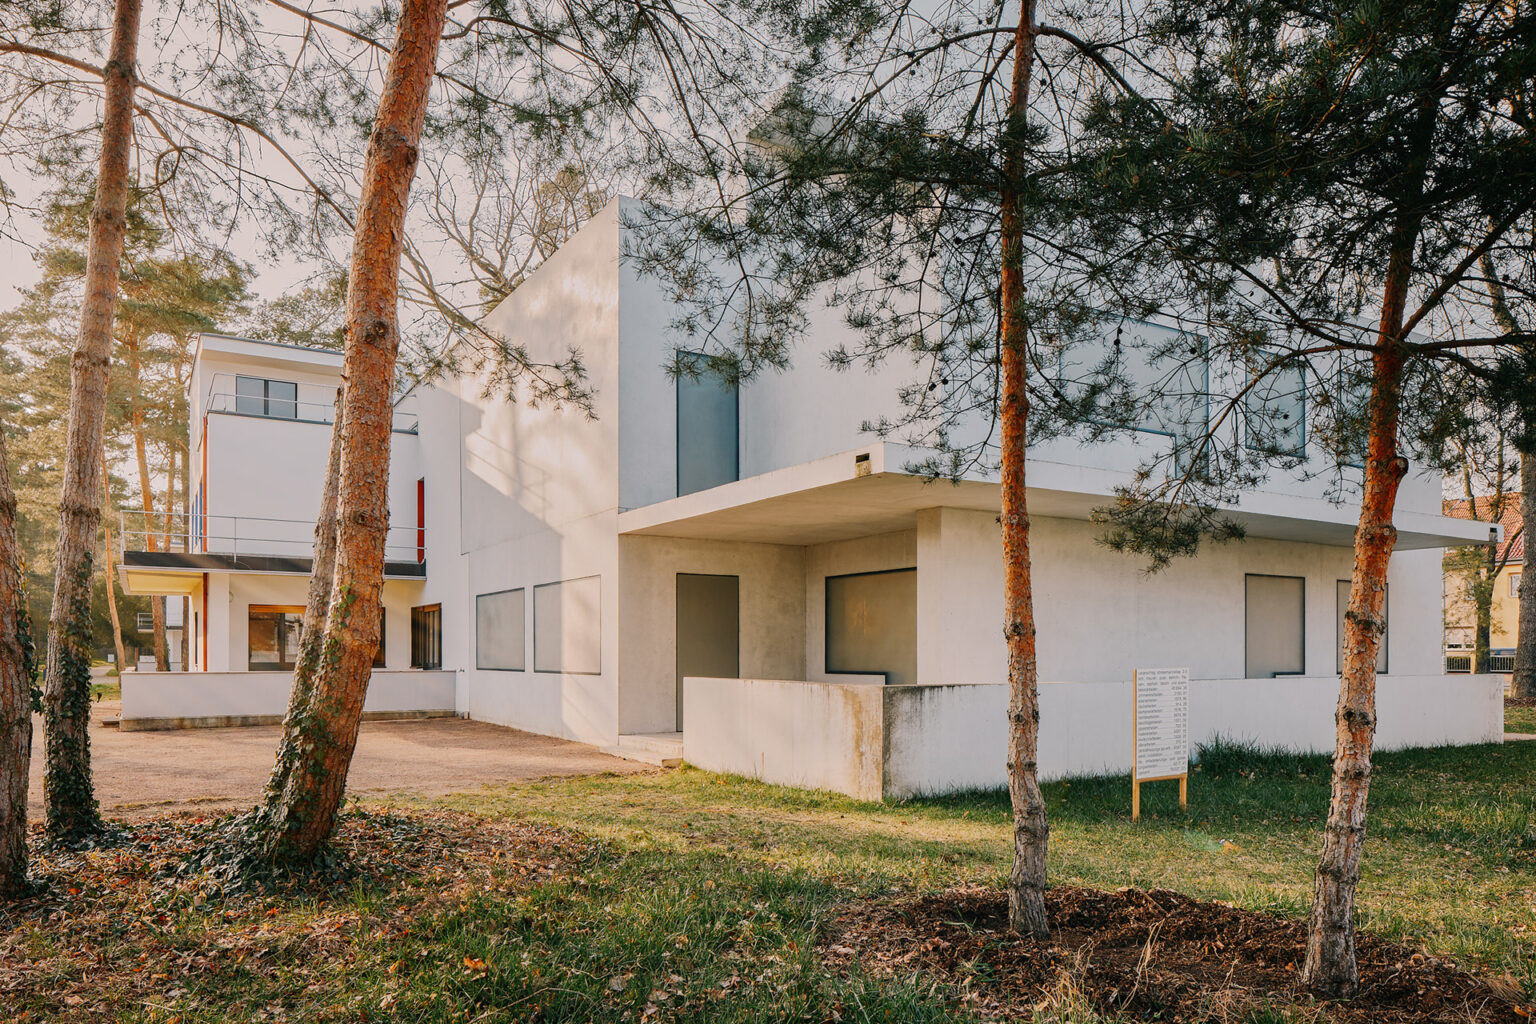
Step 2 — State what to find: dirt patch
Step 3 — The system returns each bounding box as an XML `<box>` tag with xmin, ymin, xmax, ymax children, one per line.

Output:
<box><xmin>821</xmin><ymin>885</ymin><xmax>1532</xmax><ymax>1023</ymax></box>
<box><xmin>0</xmin><ymin>810</ymin><xmax>584</xmax><ymax>1022</ymax></box>
<box><xmin>1507</xmin><ymin>696</ymin><xmax>1536</xmax><ymax>710</ymax></box>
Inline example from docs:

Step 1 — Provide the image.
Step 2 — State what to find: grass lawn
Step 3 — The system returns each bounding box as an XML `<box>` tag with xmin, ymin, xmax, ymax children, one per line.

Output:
<box><xmin>5</xmin><ymin>741</ymin><xmax>1534</xmax><ymax>1022</ymax></box>
<box><xmin>1507</xmin><ymin>703</ymin><xmax>1536</xmax><ymax>734</ymax></box>
<box><xmin>88</xmin><ymin>680</ymin><xmax>121</xmax><ymax>701</ymax></box>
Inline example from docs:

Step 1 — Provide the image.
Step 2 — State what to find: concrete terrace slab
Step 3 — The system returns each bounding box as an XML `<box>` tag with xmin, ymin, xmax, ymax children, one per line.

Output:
<box><xmin>26</xmin><ymin>703</ymin><xmax>652</xmax><ymax>821</ymax></box>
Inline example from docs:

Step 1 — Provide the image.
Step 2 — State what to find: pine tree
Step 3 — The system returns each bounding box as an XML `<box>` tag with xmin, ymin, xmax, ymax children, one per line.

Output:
<box><xmin>1075</xmin><ymin>0</ymin><xmax>1536</xmax><ymax>994</ymax></box>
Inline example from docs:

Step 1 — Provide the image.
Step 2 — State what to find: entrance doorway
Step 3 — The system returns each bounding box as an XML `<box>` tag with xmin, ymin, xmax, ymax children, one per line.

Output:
<box><xmin>675</xmin><ymin>573</ymin><xmax>740</xmax><ymax>730</ymax></box>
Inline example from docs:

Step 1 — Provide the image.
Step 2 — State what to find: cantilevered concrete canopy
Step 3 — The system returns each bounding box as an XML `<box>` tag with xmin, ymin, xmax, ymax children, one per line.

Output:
<box><xmin>617</xmin><ymin>443</ymin><xmax>1493</xmax><ymax>551</ymax></box>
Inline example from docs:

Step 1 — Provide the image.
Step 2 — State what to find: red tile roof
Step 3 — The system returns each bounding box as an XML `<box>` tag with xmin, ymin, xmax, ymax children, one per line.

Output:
<box><xmin>1442</xmin><ymin>493</ymin><xmax>1525</xmax><ymax>562</ymax></box>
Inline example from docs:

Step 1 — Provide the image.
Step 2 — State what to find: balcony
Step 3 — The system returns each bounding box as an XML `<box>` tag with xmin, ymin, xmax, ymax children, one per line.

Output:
<box><xmin>201</xmin><ymin>372</ymin><xmax>420</xmax><ymax>434</ymax></box>
<box><xmin>117</xmin><ymin>509</ymin><xmax>425</xmax><ymax>595</ymax></box>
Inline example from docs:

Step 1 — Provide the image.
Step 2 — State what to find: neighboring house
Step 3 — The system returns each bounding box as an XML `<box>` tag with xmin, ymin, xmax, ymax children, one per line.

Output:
<box><xmin>1442</xmin><ymin>494</ymin><xmax>1525</xmax><ymax>669</ymax></box>
<box><xmin>119</xmin><ymin>199</ymin><xmax>1506</xmax><ymax>798</ymax></box>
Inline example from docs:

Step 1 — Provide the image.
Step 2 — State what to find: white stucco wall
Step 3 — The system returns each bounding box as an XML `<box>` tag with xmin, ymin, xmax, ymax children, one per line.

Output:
<box><xmin>617</xmin><ymin>535</ymin><xmax>807</xmax><ymax>734</ymax></box>
<box><xmin>122</xmin><ymin>669</ymin><xmax>456</xmax><ymax>725</ymax></box>
<box><xmin>683</xmin><ymin>677</ymin><xmax>886</xmax><ymax>800</ymax></box>
<box><xmin>915</xmin><ymin>507</ymin><xmax>1444</xmax><ymax>685</ymax></box>
<box><xmin>680</xmin><ymin>673</ymin><xmax>1504</xmax><ymax>800</ymax></box>
<box><xmin>428</xmin><ymin>200</ymin><xmax>625</xmax><ymax>746</ymax></box>
<box><xmin>882</xmin><ymin>674</ymin><xmax>1506</xmax><ymax>797</ymax></box>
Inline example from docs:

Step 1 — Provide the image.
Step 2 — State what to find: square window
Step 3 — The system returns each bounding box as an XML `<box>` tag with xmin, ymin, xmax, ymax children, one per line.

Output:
<box><xmin>1245</xmin><ymin>575</ymin><xmax>1304</xmax><ymax>678</ymax></box>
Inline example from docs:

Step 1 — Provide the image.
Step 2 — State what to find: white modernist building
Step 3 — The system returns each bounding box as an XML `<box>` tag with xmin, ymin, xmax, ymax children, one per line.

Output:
<box><xmin>120</xmin><ymin>198</ymin><xmax>1505</xmax><ymax>798</ymax></box>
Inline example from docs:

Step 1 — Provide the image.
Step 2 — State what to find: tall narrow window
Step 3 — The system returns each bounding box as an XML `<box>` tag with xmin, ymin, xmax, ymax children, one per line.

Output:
<box><xmin>1245</xmin><ymin>574</ymin><xmax>1305</xmax><ymax>678</ymax></box>
<box><xmin>825</xmin><ymin>568</ymin><xmax>918</xmax><ymax>686</ymax></box>
<box><xmin>676</xmin><ymin>352</ymin><xmax>739</xmax><ymax>495</ymax></box>
<box><xmin>1336</xmin><ymin>580</ymin><xmax>1387</xmax><ymax>674</ymax></box>
<box><xmin>1245</xmin><ymin>360</ymin><xmax>1306</xmax><ymax>456</ymax></box>
<box><xmin>411</xmin><ymin>604</ymin><xmax>442</xmax><ymax>670</ymax></box>
<box><xmin>476</xmin><ymin>589</ymin><xmax>525</xmax><ymax>671</ymax></box>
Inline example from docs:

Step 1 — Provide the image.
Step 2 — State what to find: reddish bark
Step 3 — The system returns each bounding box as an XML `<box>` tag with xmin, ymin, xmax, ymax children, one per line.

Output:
<box><xmin>43</xmin><ymin>0</ymin><xmax>142</xmax><ymax>840</ymax></box>
<box><xmin>1300</xmin><ymin>238</ymin><xmax>1412</xmax><ymax>998</ymax></box>
<box><xmin>0</xmin><ymin>419</ymin><xmax>34</xmax><ymax>894</ymax></box>
<box><xmin>1001</xmin><ymin>0</ymin><xmax>1049</xmax><ymax>941</ymax></box>
<box><xmin>259</xmin><ymin>0</ymin><xmax>446</xmax><ymax>861</ymax></box>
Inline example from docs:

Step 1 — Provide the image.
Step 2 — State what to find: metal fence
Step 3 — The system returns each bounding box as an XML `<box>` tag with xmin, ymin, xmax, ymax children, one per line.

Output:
<box><xmin>119</xmin><ymin>509</ymin><xmax>423</xmax><ymax>564</ymax></box>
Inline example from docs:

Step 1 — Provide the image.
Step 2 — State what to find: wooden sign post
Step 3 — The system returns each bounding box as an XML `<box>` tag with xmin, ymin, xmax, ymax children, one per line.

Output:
<box><xmin>1132</xmin><ymin>667</ymin><xmax>1189</xmax><ymax>822</ymax></box>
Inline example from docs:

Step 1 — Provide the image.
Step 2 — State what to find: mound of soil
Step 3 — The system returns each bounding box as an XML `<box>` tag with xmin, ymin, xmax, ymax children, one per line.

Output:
<box><xmin>820</xmin><ymin>885</ymin><xmax>1532</xmax><ymax>1023</ymax></box>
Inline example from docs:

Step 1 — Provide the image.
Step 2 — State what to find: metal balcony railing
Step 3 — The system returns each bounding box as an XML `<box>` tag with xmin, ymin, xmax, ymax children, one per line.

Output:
<box><xmin>1443</xmin><ymin>652</ymin><xmax>1516</xmax><ymax>674</ymax></box>
<box><xmin>119</xmin><ymin>509</ymin><xmax>424</xmax><ymax>564</ymax></box>
<box><xmin>201</xmin><ymin>372</ymin><xmax>419</xmax><ymax>433</ymax></box>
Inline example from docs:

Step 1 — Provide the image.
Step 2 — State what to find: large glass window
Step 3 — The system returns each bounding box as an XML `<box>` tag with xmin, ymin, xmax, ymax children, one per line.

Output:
<box><xmin>533</xmin><ymin>577</ymin><xmax>601</xmax><ymax>674</ymax></box>
<box><xmin>1244</xmin><ymin>359</ymin><xmax>1306</xmax><ymax>456</ymax></box>
<box><xmin>249</xmin><ymin>605</ymin><xmax>383</xmax><ymax>670</ymax></box>
<box><xmin>1245</xmin><ymin>575</ymin><xmax>1305</xmax><ymax>678</ymax></box>
<box><xmin>235</xmin><ymin>375</ymin><xmax>299</xmax><ymax>419</ymax></box>
<box><xmin>476</xmin><ymin>589</ymin><xmax>525</xmax><ymax>670</ymax></box>
<box><xmin>1336</xmin><ymin>580</ymin><xmax>1387</xmax><ymax>674</ymax></box>
<box><xmin>249</xmin><ymin>605</ymin><xmax>304</xmax><ymax>670</ymax></box>
<box><xmin>825</xmin><ymin>568</ymin><xmax>917</xmax><ymax>686</ymax></box>
<box><xmin>411</xmin><ymin>604</ymin><xmax>443</xmax><ymax>669</ymax></box>
<box><xmin>677</xmin><ymin>352</ymin><xmax>739</xmax><ymax>496</ymax></box>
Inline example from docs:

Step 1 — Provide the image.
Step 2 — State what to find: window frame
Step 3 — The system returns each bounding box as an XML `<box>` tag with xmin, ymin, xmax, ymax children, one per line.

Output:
<box><xmin>675</xmin><ymin>350</ymin><xmax>740</xmax><ymax>497</ymax></box>
<box><xmin>234</xmin><ymin>375</ymin><xmax>299</xmax><ymax>420</ymax></box>
<box><xmin>1242</xmin><ymin>355</ymin><xmax>1307</xmax><ymax>458</ymax></box>
<box><xmin>410</xmin><ymin>603</ymin><xmax>443</xmax><ymax>670</ymax></box>
<box><xmin>248</xmin><ymin>604</ymin><xmax>305</xmax><ymax>671</ymax></box>
<box><xmin>475</xmin><ymin>588</ymin><xmax>526</xmax><ymax>671</ymax></box>
<box><xmin>823</xmin><ymin>566</ymin><xmax>918</xmax><ymax>686</ymax></box>
<box><xmin>1243</xmin><ymin>573</ymin><xmax>1307</xmax><ymax>679</ymax></box>
<box><xmin>532</xmin><ymin>577</ymin><xmax>603</xmax><ymax>675</ymax></box>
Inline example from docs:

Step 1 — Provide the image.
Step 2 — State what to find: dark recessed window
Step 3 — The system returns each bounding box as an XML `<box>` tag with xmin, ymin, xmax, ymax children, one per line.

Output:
<box><xmin>411</xmin><ymin>604</ymin><xmax>443</xmax><ymax>670</ymax></box>
<box><xmin>235</xmin><ymin>375</ymin><xmax>299</xmax><ymax>419</ymax></box>
<box><xmin>825</xmin><ymin>568</ymin><xmax>917</xmax><ymax>686</ymax></box>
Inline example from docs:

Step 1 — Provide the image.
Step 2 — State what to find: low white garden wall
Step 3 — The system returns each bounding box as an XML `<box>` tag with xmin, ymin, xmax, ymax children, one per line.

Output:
<box><xmin>684</xmin><ymin>674</ymin><xmax>1505</xmax><ymax>800</ymax></box>
<box><xmin>120</xmin><ymin>670</ymin><xmax>458</xmax><ymax>730</ymax></box>
<box><xmin>683</xmin><ymin>677</ymin><xmax>887</xmax><ymax>800</ymax></box>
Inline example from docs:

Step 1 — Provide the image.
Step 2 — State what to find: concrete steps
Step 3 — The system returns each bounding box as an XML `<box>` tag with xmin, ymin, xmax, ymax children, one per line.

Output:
<box><xmin>601</xmin><ymin>732</ymin><xmax>683</xmax><ymax>767</ymax></box>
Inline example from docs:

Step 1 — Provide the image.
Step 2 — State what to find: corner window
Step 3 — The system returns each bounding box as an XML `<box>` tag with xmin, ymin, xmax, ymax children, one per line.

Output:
<box><xmin>235</xmin><ymin>375</ymin><xmax>299</xmax><ymax>419</ymax></box>
<box><xmin>411</xmin><ymin>604</ymin><xmax>443</xmax><ymax>670</ymax></box>
<box><xmin>676</xmin><ymin>352</ymin><xmax>739</xmax><ymax>496</ymax></box>
<box><xmin>1336</xmin><ymin>580</ymin><xmax>1387</xmax><ymax>674</ymax></box>
<box><xmin>1245</xmin><ymin>574</ymin><xmax>1305</xmax><ymax>678</ymax></box>
<box><xmin>825</xmin><ymin>568</ymin><xmax>917</xmax><ymax>686</ymax></box>
<box><xmin>475</xmin><ymin>589</ymin><xmax>525</xmax><ymax>671</ymax></box>
<box><xmin>533</xmin><ymin>577</ymin><xmax>601</xmax><ymax>674</ymax></box>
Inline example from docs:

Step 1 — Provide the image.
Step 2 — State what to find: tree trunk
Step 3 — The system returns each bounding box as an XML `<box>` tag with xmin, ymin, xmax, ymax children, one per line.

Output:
<box><xmin>100</xmin><ymin>455</ymin><xmax>128</xmax><ymax>677</ymax></box>
<box><xmin>1001</xmin><ymin>0</ymin><xmax>1049</xmax><ymax>941</ymax></box>
<box><xmin>1517</xmin><ymin>453</ymin><xmax>1536</xmax><ymax>698</ymax></box>
<box><xmin>260</xmin><ymin>389</ymin><xmax>344</xmax><ymax>812</ymax></box>
<box><xmin>1474</xmin><ymin>546</ymin><xmax>1493</xmax><ymax>675</ymax></box>
<box><xmin>0</xmin><ymin>418</ymin><xmax>36</xmax><ymax>895</ymax></box>
<box><xmin>257</xmin><ymin>0</ymin><xmax>446</xmax><ymax>863</ymax></box>
<box><xmin>43</xmin><ymin>0</ymin><xmax>141</xmax><ymax>841</ymax></box>
<box><xmin>1484</xmin><ymin>251</ymin><xmax>1536</xmax><ymax>698</ymax></box>
<box><xmin>1301</xmin><ymin>237</ymin><xmax>1414</xmax><ymax>998</ymax></box>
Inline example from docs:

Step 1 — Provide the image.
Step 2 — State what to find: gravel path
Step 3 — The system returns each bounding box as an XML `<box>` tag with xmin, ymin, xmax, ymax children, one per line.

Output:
<box><xmin>26</xmin><ymin>701</ymin><xmax>650</xmax><ymax>821</ymax></box>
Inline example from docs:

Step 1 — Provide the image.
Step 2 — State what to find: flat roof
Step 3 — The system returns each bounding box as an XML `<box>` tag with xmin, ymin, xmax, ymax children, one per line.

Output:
<box><xmin>617</xmin><ymin>443</ymin><xmax>1494</xmax><ymax>550</ymax></box>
